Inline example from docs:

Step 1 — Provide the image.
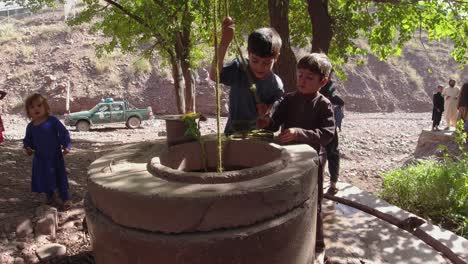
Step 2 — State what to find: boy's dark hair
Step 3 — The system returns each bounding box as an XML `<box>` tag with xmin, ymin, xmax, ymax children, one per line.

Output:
<box><xmin>297</xmin><ymin>53</ymin><xmax>332</xmax><ymax>80</ymax></box>
<box><xmin>247</xmin><ymin>27</ymin><xmax>282</xmax><ymax>58</ymax></box>
<box><xmin>25</xmin><ymin>93</ymin><xmax>51</xmax><ymax>119</ymax></box>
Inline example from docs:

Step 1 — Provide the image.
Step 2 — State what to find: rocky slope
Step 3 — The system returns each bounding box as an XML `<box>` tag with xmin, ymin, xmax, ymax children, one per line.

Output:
<box><xmin>0</xmin><ymin>10</ymin><xmax>467</xmax><ymax>116</ymax></box>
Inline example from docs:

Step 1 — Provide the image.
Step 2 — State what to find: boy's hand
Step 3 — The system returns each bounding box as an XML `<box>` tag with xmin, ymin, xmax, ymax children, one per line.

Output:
<box><xmin>256</xmin><ymin>103</ymin><xmax>269</xmax><ymax>117</ymax></box>
<box><xmin>221</xmin><ymin>17</ymin><xmax>235</xmax><ymax>44</ymax></box>
<box><xmin>278</xmin><ymin>128</ymin><xmax>298</xmax><ymax>143</ymax></box>
<box><xmin>257</xmin><ymin>116</ymin><xmax>270</xmax><ymax>129</ymax></box>
<box><xmin>24</xmin><ymin>147</ymin><xmax>33</xmax><ymax>156</ymax></box>
<box><xmin>63</xmin><ymin>148</ymin><xmax>70</xmax><ymax>155</ymax></box>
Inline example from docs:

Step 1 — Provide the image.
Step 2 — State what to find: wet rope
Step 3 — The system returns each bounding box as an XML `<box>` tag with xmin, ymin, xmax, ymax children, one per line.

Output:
<box><xmin>213</xmin><ymin>0</ymin><xmax>223</xmax><ymax>173</ymax></box>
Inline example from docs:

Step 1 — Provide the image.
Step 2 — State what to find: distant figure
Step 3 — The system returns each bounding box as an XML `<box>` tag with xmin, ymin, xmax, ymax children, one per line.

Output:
<box><xmin>64</xmin><ymin>0</ymin><xmax>76</xmax><ymax>20</ymax></box>
<box><xmin>332</xmin><ymin>95</ymin><xmax>345</xmax><ymax>132</ymax></box>
<box><xmin>320</xmin><ymin>79</ymin><xmax>344</xmax><ymax>196</ymax></box>
<box><xmin>0</xmin><ymin>90</ymin><xmax>6</xmax><ymax>144</ymax></box>
<box><xmin>432</xmin><ymin>85</ymin><xmax>444</xmax><ymax>131</ymax></box>
<box><xmin>458</xmin><ymin>82</ymin><xmax>468</xmax><ymax>132</ymax></box>
<box><xmin>442</xmin><ymin>79</ymin><xmax>460</xmax><ymax>130</ymax></box>
<box><xmin>23</xmin><ymin>94</ymin><xmax>72</xmax><ymax>210</ymax></box>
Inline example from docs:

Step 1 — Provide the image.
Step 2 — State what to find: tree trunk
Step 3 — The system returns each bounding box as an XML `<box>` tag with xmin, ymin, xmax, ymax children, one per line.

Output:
<box><xmin>307</xmin><ymin>0</ymin><xmax>333</xmax><ymax>54</ymax></box>
<box><xmin>268</xmin><ymin>0</ymin><xmax>297</xmax><ymax>93</ymax></box>
<box><xmin>179</xmin><ymin>2</ymin><xmax>196</xmax><ymax>113</ymax></box>
<box><xmin>169</xmin><ymin>50</ymin><xmax>185</xmax><ymax>114</ymax></box>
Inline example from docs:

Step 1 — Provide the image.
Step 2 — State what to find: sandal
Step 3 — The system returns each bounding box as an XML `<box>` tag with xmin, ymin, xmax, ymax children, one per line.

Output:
<box><xmin>326</xmin><ymin>186</ymin><xmax>339</xmax><ymax>196</ymax></box>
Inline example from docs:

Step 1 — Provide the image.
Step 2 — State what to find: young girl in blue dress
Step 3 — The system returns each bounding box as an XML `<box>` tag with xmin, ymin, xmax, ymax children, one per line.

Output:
<box><xmin>23</xmin><ymin>93</ymin><xmax>72</xmax><ymax>209</ymax></box>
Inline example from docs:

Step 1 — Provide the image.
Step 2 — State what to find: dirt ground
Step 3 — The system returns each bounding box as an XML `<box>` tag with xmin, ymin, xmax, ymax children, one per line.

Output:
<box><xmin>0</xmin><ymin>111</ymin><xmax>432</xmax><ymax>263</ymax></box>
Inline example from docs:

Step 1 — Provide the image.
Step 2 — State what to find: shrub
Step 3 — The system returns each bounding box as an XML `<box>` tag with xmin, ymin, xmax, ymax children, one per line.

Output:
<box><xmin>131</xmin><ymin>58</ymin><xmax>152</xmax><ymax>74</ymax></box>
<box><xmin>0</xmin><ymin>23</ymin><xmax>22</xmax><ymax>43</ymax></box>
<box><xmin>380</xmin><ymin>120</ymin><xmax>468</xmax><ymax>238</ymax></box>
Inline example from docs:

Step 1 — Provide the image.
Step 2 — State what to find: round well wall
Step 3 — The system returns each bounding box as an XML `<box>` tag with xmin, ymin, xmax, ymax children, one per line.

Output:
<box><xmin>85</xmin><ymin>139</ymin><xmax>319</xmax><ymax>264</ymax></box>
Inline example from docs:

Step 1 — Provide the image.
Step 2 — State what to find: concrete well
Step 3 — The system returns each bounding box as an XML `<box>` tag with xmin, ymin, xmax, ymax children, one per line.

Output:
<box><xmin>86</xmin><ymin>139</ymin><xmax>319</xmax><ymax>264</ymax></box>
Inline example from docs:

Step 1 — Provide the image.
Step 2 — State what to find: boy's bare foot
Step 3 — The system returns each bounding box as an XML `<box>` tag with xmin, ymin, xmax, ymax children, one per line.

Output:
<box><xmin>62</xmin><ymin>200</ymin><xmax>72</xmax><ymax>211</ymax></box>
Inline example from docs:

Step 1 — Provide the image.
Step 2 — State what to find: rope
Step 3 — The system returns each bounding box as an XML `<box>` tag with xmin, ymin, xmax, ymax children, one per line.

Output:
<box><xmin>213</xmin><ymin>0</ymin><xmax>223</xmax><ymax>173</ymax></box>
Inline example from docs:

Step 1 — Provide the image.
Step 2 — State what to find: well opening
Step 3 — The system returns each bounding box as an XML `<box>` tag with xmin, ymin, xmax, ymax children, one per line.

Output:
<box><xmin>148</xmin><ymin>139</ymin><xmax>289</xmax><ymax>184</ymax></box>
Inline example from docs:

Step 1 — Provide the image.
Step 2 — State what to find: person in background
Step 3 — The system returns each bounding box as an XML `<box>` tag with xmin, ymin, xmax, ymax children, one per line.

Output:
<box><xmin>320</xmin><ymin>78</ymin><xmax>343</xmax><ymax>195</ymax></box>
<box><xmin>332</xmin><ymin>95</ymin><xmax>345</xmax><ymax>132</ymax></box>
<box><xmin>457</xmin><ymin>82</ymin><xmax>468</xmax><ymax>132</ymax></box>
<box><xmin>442</xmin><ymin>79</ymin><xmax>460</xmax><ymax>130</ymax></box>
<box><xmin>0</xmin><ymin>90</ymin><xmax>6</xmax><ymax>144</ymax></box>
<box><xmin>432</xmin><ymin>85</ymin><xmax>444</xmax><ymax>131</ymax></box>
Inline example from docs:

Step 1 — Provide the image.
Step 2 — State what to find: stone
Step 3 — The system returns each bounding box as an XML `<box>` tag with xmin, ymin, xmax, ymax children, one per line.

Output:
<box><xmin>24</xmin><ymin>253</ymin><xmax>39</xmax><ymax>264</ymax></box>
<box><xmin>13</xmin><ymin>257</ymin><xmax>25</xmax><ymax>264</ymax></box>
<box><xmin>34</xmin><ymin>206</ymin><xmax>58</xmax><ymax>237</ymax></box>
<box><xmin>16</xmin><ymin>242</ymin><xmax>26</xmax><ymax>250</ymax></box>
<box><xmin>56</xmin><ymin>82</ymin><xmax>68</xmax><ymax>91</ymax></box>
<box><xmin>16</xmin><ymin>219</ymin><xmax>33</xmax><ymax>238</ymax></box>
<box><xmin>0</xmin><ymin>254</ymin><xmax>14</xmax><ymax>264</ymax></box>
<box><xmin>35</xmin><ymin>243</ymin><xmax>66</xmax><ymax>261</ymax></box>
<box><xmin>35</xmin><ymin>216</ymin><xmax>56</xmax><ymax>237</ymax></box>
<box><xmin>61</xmin><ymin>220</ymin><xmax>77</xmax><ymax>230</ymax></box>
<box><xmin>44</xmin><ymin>75</ymin><xmax>56</xmax><ymax>84</ymax></box>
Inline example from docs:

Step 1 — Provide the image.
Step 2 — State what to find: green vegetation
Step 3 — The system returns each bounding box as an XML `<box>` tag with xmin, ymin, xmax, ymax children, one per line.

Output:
<box><xmin>181</xmin><ymin>112</ymin><xmax>209</xmax><ymax>172</ymax></box>
<box><xmin>0</xmin><ymin>23</ymin><xmax>22</xmax><ymax>43</ymax></box>
<box><xmin>131</xmin><ymin>58</ymin><xmax>152</xmax><ymax>74</ymax></box>
<box><xmin>380</xmin><ymin>121</ymin><xmax>468</xmax><ymax>238</ymax></box>
<box><xmin>94</xmin><ymin>50</ymin><xmax>122</xmax><ymax>74</ymax></box>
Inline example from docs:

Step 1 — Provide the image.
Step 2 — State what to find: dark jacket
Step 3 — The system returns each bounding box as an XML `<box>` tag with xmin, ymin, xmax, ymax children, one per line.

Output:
<box><xmin>458</xmin><ymin>83</ymin><xmax>468</xmax><ymax>108</ymax></box>
<box><xmin>321</xmin><ymin>80</ymin><xmax>344</xmax><ymax>106</ymax></box>
<box><xmin>433</xmin><ymin>92</ymin><xmax>444</xmax><ymax>111</ymax></box>
<box><xmin>267</xmin><ymin>92</ymin><xmax>335</xmax><ymax>155</ymax></box>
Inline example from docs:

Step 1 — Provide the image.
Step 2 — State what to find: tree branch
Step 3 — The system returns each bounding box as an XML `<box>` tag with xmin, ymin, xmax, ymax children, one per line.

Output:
<box><xmin>101</xmin><ymin>0</ymin><xmax>168</xmax><ymax>48</ymax></box>
<box><xmin>102</xmin><ymin>0</ymin><xmax>151</xmax><ymax>29</ymax></box>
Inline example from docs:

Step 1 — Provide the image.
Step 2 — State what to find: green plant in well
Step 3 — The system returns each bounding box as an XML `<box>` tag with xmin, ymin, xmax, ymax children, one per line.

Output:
<box><xmin>181</xmin><ymin>112</ymin><xmax>208</xmax><ymax>172</ymax></box>
<box><xmin>380</xmin><ymin>120</ymin><xmax>468</xmax><ymax>238</ymax></box>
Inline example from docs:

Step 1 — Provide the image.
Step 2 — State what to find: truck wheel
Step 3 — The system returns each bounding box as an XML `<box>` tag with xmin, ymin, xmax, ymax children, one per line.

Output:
<box><xmin>76</xmin><ymin>120</ymin><xmax>90</xmax><ymax>132</ymax></box>
<box><xmin>126</xmin><ymin>117</ymin><xmax>141</xmax><ymax>129</ymax></box>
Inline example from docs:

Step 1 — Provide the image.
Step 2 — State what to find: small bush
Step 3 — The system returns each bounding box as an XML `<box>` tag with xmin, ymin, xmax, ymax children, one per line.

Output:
<box><xmin>36</xmin><ymin>24</ymin><xmax>67</xmax><ymax>38</ymax></box>
<box><xmin>380</xmin><ymin>121</ymin><xmax>467</xmax><ymax>238</ymax></box>
<box><xmin>131</xmin><ymin>58</ymin><xmax>152</xmax><ymax>74</ymax></box>
<box><xmin>93</xmin><ymin>49</ymin><xmax>122</xmax><ymax>74</ymax></box>
<box><xmin>0</xmin><ymin>23</ymin><xmax>22</xmax><ymax>43</ymax></box>
<box><xmin>20</xmin><ymin>45</ymin><xmax>35</xmax><ymax>59</ymax></box>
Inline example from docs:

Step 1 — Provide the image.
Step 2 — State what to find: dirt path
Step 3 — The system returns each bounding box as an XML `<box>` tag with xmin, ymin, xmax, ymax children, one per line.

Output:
<box><xmin>0</xmin><ymin>112</ymin><xmax>431</xmax><ymax>263</ymax></box>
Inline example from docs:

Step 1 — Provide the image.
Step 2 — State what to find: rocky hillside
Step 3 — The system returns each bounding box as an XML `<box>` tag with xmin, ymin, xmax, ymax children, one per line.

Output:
<box><xmin>0</xmin><ymin>10</ymin><xmax>467</xmax><ymax>115</ymax></box>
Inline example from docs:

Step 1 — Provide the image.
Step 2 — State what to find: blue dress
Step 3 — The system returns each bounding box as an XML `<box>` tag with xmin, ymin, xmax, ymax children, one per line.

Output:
<box><xmin>23</xmin><ymin>116</ymin><xmax>71</xmax><ymax>195</ymax></box>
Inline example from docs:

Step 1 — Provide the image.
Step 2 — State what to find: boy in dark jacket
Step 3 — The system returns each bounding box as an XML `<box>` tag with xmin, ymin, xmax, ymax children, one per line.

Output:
<box><xmin>432</xmin><ymin>85</ymin><xmax>444</xmax><ymax>131</ymax></box>
<box><xmin>258</xmin><ymin>53</ymin><xmax>335</xmax><ymax>263</ymax></box>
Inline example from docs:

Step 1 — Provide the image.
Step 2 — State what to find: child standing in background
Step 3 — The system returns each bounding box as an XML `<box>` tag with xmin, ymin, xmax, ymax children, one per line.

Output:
<box><xmin>0</xmin><ymin>90</ymin><xmax>6</xmax><ymax>144</ymax></box>
<box><xmin>432</xmin><ymin>85</ymin><xmax>444</xmax><ymax>131</ymax></box>
<box><xmin>23</xmin><ymin>93</ymin><xmax>72</xmax><ymax>209</ymax></box>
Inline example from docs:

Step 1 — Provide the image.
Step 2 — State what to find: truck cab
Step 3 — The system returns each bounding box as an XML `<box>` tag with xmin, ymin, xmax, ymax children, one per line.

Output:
<box><xmin>65</xmin><ymin>98</ymin><xmax>153</xmax><ymax>131</ymax></box>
